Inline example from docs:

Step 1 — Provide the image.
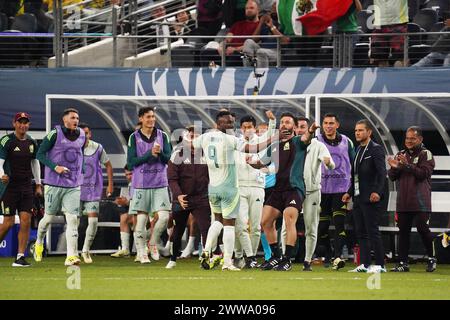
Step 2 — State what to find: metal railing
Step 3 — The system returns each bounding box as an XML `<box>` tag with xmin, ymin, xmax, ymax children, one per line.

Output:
<box><xmin>1</xmin><ymin>31</ymin><xmax>448</xmax><ymax>68</ymax></box>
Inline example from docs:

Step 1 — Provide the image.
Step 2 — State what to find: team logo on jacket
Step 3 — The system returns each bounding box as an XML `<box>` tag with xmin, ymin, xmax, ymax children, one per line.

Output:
<box><xmin>283</xmin><ymin>143</ymin><xmax>290</xmax><ymax>151</ymax></box>
<box><xmin>29</xmin><ymin>145</ymin><xmax>34</xmax><ymax>153</ymax></box>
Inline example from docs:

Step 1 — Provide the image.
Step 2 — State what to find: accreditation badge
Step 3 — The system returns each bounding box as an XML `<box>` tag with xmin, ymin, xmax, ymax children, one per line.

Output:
<box><xmin>354</xmin><ymin>174</ymin><xmax>360</xmax><ymax>197</ymax></box>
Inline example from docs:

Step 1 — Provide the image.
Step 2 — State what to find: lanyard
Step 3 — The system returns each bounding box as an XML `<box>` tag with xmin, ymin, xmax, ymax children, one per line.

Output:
<box><xmin>354</xmin><ymin>143</ymin><xmax>369</xmax><ymax>174</ymax></box>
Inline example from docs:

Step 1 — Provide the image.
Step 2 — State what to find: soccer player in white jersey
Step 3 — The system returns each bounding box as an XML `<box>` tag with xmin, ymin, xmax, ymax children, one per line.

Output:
<box><xmin>193</xmin><ymin>110</ymin><xmax>274</xmax><ymax>271</ymax></box>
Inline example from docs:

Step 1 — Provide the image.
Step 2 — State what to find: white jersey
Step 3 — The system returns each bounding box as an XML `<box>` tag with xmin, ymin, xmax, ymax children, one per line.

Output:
<box><xmin>193</xmin><ymin>129</ymin><xmax>240</xmax><ymax>193</ymax></box>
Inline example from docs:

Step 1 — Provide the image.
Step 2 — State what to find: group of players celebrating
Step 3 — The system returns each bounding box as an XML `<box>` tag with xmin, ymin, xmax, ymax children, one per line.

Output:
<box><xmin>0</xmin><ymin>106</ymin><xmax>371</xmax><ymax>272</ymax></box>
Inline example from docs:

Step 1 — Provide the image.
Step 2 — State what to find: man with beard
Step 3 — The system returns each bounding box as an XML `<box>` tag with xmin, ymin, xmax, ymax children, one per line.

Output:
<box><xmin>259</xmin><ymin>113</ymin><xmax>318</xmax><ymax>271</ymax></box>
<box><xmin>200</xmin><ymin>0</ymin><xmax>260</xmax><ymax>67</ymax></box>
<box><xmin>242</xmin><ymin>2</ymin><xmax>290</xmax><ymax>68</ymax></box>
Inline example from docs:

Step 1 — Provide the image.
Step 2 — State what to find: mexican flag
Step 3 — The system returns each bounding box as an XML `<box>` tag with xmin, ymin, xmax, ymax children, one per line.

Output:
<box><xmin>298</xmin><ymin>0</ymin><xmax>354</xmax><ymax>35</ymax></box>
<box><xmin>277</xmin><ymin>0</ymin><xmax>353</xmax><ymax>36</ymax></box>
<box><xmin>277</xmin><ymin>0</ymin><xmax>318</xmax><ymax>36</ymax></box>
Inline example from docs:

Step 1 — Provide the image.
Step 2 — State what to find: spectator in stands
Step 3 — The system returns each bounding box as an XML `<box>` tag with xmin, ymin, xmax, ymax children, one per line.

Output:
<box><xmin>413</xmin><ymin>19</ymin><xmax>450</xmax><ymax>67</ymax></box>
<box><xmin>242</xmin><ymin>2</ymin><xmax>289</xmax><ymax>68</ymax></box>
<box><xmin>149</xmin><ymin>5</ymin><xmax>175</xmax><ymax>48</ymax></box>
<box><xmin>223</xmin><ymin>0</ymin><xmax>274</xmax><ymax>28</ymax></box>
<box><xmin>195</xmin><ymin>0</ymin><xmax>223</xmax><ymax>36</ymax></box>
<box><xmin>200</xmin><ymin>0</ymin><xmax>260</xmax><ymax>67</ymax></box>
<box><xmin>173</xmin><ymin>8</ymin><xmax>195</xmax><ymax>37</ymax></box>
<box><xmin>388</xmin><ymin>126</ymin><xmax>437</xmax><ymax>273</ymax></box>
<box><xmin>370</xmin><ymin>0</ymin><xmax>409</xmax><ymax>67</ymax></box>
<box><xmin>335</xmin><ymin>0</ymin><xmax>362</xmax><ymax>47</ymax></box>
<box><xmin>0</xmin><ymin>0</ymin><xmax>21</xmax><ymax>18</ymax></box>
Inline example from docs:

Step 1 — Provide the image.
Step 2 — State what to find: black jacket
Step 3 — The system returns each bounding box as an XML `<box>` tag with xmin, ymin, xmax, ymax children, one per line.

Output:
<box><xmin>350</xmin><ymin>139</ymin><xmax>387</xmax><ymax>203</ymax></box>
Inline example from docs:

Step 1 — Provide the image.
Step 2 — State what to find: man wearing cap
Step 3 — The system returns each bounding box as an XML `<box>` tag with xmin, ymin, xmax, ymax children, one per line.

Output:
<box><xmin>0</xmin><ymin>112</ymin><xmax>42</xmax><ymax>267</ymax></box>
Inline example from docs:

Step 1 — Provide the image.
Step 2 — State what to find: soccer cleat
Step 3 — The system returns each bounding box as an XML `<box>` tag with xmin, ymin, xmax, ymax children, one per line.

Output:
<box><xmin>367</xmin><ymin>265</ymin><xmax>387</xmax><ymax>273</ymax></box>
<box><xmin>33</xmin><ymin>242</ymin><xmax>44</xmax><ymax>262</ymax></box>
<box><xmin>303</xmin><ymin>261</ymin><xmax>312</xmax><ymax>271</ymax></box>
<box><xmin>140</xmin><ymin>254</ymin><xmax>151</xmax><ymax>264</ymax></box>
<box><xmin>149</xmin><ymin>245</ymin><xmax>160</xmax><ymax>261</ymax></box>
<box><xmin>348</xmin><ymin>264</ymin><xmax>368</xmax><ymax>273</ymax></box>
<box><xmin>134</xmin><ymin>255</ymin><xmax>141</xmax><ymax>263</ymax></box>
<box><xmin>426</xmin><ymin>258</ymin><xmax>437</xmax><ymax>272</ymax></box>
<box><xmin>82</xmin><ymin>252</ymin><xmax>93</xmax><ymax>264</ymax></box>
<box><xmin>166</xmin><ymin>260</ymin><xmax>176</xmax><ymax>269</ymax></box>
<box><xmin>260</xmin><ymin>256</ymin><xmax>281</xmax><ymax>271</ymax></box>
<box><xmin>332</xmin><ymin>257</ymin><xmax>346</xmax><ymax>271</ymax></box>
<box><xmin>200</xmin><ymin>251</ymin><xmax>211</xmax><ymax>270</ymax></box>
<box><xmin>245</xmin><ymin>257</ymin><xmax>260</xmax><ymax>269</ymax></box>
<box><xmin>210</xmin><ymin>254</ymin><xmax>223</xmax><ymax>269</ymax></box>
<box><xmin>390</xmin><ymin>262</ymin><xmax>410</xmax><ymax>272</ymax></box>
<box><xmin>12</xmin><ymin>256</ymin><xmax>31</xmax><ymax>267</ymax></box>
<box><xmin>64</xmin><ymin>256</ymin><xmax>81</xmax><ymax>266</ymax></box>
<box><xmin>222</xmin><ymin>264</ymin><xmax>241</xmax><ymax>271</ymax></box>
<box><xmin>233</xmin><ymin>257</ymin><xmax>246</xmax><ymax>269</ymax></box>
<box><xmin>274</xmin><ymin>257</ymin><xmax>292</xmax><ymax>271</ymax></box>
<box><xmin>111</xmin><ymin>249</ymin><xmax>130</xmax><ymax>258</ymax></box>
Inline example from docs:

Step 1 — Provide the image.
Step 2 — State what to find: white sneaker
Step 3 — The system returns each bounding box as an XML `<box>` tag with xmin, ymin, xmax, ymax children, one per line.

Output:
<box><xmin>111</xmin><ymin>249</ymin><xmax>130</xmax><ymax>258</ymax></box>
<box><xmin>180</xmin><ymin>244</ymin><xmax>195</xmax><ymax>258</ymax></box>
<box><xmin>140</xmin><ymin>254</ymin><xmax>151</xmax><ymax>264</ymax></box>
<box><xmin>134</xmin><ymin>255</ymin><xmax>141</xmax><ymax>263</ymax></box>
<box><xmin>348</xmin><ymin>264</ymin><xmax>368</xmax><ymax>273</ymax></box>
<box><xmin>166</xmin><ymin>261</ymin><xmax>177</xmax><ymax>269</ymax></box>
<box><xmin>367</xmin><ymin>265</ymin><xmax>387</xmax><ymax>273</ymax></box>
<box><xmin>222</xmin><ymin>264</ymin><xmax>241</xmax><ymax>271</ymax></box>
<box><xmin>149</xmin><ymin>245</ymin><xmax>160</xmax><ymax>261</ymax></box>
<box><xmin>82</xmin><ymin>252</ymin><xmax>93</xmax><ymax>264</ymax></box>
<box><xmin>64</xmin><ymin>255</ymin><xmax>81</xmax><ymax>266</ymax></box>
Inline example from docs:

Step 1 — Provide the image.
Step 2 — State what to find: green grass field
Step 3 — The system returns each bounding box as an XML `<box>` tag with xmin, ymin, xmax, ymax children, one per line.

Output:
<box><xmin>1</xmin><ymin>255</ymin><xmax>449</xmax><ymax>300</ymax></box>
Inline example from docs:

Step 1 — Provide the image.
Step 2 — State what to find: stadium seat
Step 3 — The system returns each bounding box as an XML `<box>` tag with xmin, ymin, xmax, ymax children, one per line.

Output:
<box><xmin>11</xmin><ymin>13</ymin><xmax>37</xmax><ymax>33</ymax></box>
<box><xmin>407</xmin><ymin>22</ymin><xmax>423</xmax><ymax>46</ymax></box>
<box><xmin>413</xmin><ymin>8</ymin><xmax>439</xmax><ymax>31</ymax></box>
<box><xmin>424</xmin><ymin>0</ymin><xmax>450</xmax><ymax>20</ymax></box>
<box><xmin>352</xmin><ymin>42</ymin><xmax>371</xmax><ymax>67</ymax></box>
<box><xmin>0</xmin><ymin>12</ymin><xmax>8</xmax><ymax>31</ymax></box>
<box><xmin>357</xmin><ymin>10</ymin><xmax>373</xmax><ymax>34</ymax></box>
<box><xmin>408</xmin><ymin>44</ymin><xmax>432</xmax><ymax>64</ymax></box>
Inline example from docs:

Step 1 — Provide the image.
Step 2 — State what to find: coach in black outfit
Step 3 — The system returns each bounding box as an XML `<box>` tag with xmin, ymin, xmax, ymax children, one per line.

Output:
<box><xmin>343</xmin><ymin>119</ymin><xmax>386</xmax><ymax>273</ymax></box>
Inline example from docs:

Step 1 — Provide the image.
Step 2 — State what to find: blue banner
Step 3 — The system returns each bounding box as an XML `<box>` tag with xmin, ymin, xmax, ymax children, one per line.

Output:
<box><xmin>1</xmin><ymin>67</ymin><xmax>449</xmax><ymax>129</ymax></box>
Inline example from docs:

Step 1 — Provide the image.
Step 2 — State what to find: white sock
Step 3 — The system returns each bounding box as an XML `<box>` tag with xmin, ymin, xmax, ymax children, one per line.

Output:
<box><xmin>205</xmin><ymin>221</ymin><xmax>223</xmax><ymax>253</ymax></box>
<box><xmin>120</xmin><ymin>232</ymin><xmax>130</xmax><ymax>251</ymax></box>
<box><xmin>223</xmin><ymin>226</ymin><xmax>235</xmax><ymax>266</ymax></box>
<box><xmin>65</xmin><ymin>213</ymin><xmax>79</xmax><ymax>257</ymax></box>
<box><xmin>37</xmin><ymin>214</ymin><xmax>52</xmax><ymax>244</ymax></box>
<box><xmin>150</xmin><ymin>211</ymin><xmax>169</xmax><ymax>246</ymax></box>
<box><xmin>16</xmin><ymin>253</ymin><xmax>24</xmax><ymax>260</ymax></box>
<box><xmin>82</xmin><ymin>217</ymin><xmax>98</xmax><ymax>253</ymax></box>
<box><xmin>132</xmin><ymin>231</ymin><xmax>137</xmax><ymax>254</ymax></box>
<box><xmin>135</xmin><ymin>214</ymin><xmax>148</xmax><ymax>257</ymax></box>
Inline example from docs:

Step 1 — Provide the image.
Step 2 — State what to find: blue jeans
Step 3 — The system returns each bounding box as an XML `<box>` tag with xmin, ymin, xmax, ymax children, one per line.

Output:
<box><xmin>413</xmin><ymin>52</ymin><xmax>450</xmax><ymax>67</ymax></box>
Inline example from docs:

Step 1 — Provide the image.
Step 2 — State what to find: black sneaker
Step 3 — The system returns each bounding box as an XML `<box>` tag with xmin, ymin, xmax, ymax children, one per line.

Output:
<box><xmin>390</xmin><ymin>262</ymin><xmax>410</xmax><ymax>272</ymax></box>
<box><xmin>12</xmin><ymin>256</ymin><xmax>31</xmax><ymax>267</ymax></box>
<box><xmin>245</xmin><ymin>257</ymin><xmax>260</xmax><ymax>269</ymax></box>
<box><xmin>426</xmin><ymin>258</ymin><xmax>437</xmax><ymax>272</ymax></box>
<box><xmin>260</xmin><ymin>256</ymin><xmax>280</xmax><ymax>270</ymax></box>
<box><xmin>274</xmin><ymin>257</ymin><xmax>292</xmax><ymax>271</ymax></box>
<box><xmin>303</xmin><ymin>261</ymin><xmax>312</xmax><ymax>271</ymax></box>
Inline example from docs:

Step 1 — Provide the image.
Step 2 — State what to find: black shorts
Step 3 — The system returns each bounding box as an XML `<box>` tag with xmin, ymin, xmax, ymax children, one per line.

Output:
<box><xmin>265</xmin><ymin>189</ymin><xmax>304</xmax><ymax>213</ymax></box>
<box><xmin>320</xmin><ymin>193</ymin><xmax>347</xmax><ymax>218</ymax></box>
<box><xmin>0</xmin><ymin>185</ymin><xmax>33</xmax><ymax>216</ymax></box>
<box><xmin>264</xmin><ymin>187</ymin><xmax>275</xmax><ymax>205</ymax></box>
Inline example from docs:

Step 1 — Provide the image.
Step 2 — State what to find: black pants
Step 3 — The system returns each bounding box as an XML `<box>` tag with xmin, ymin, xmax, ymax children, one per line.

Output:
<box><xmin>353</xmin><ymin>198</ymin><xmax>385</xmax><ymax>267</ymax></box>
<box><xmin>398</xmin><ymin>212</ymin><xmax>434</xmax><ymax>262</ymax></box>
<box><xmin>170</xmin><ymin>205</ymin><xmax>211</xmax><ymax>262</ymax></box>
<box><xmin>318</xmin><ymin>193</ymin><xmax>347</xmax><ymax>259</ymax></box>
